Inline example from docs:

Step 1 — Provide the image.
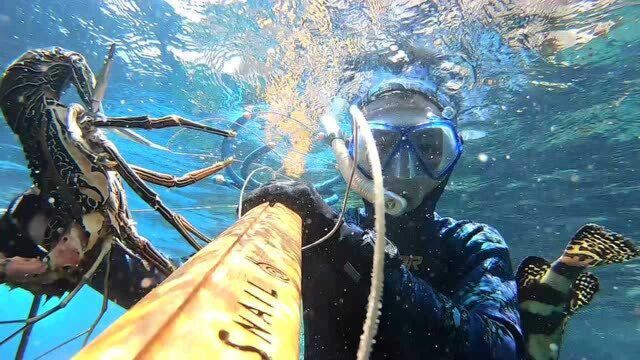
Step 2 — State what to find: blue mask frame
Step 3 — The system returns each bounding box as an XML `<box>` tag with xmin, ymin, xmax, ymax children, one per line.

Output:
<box><xmin>349</xmin><ymin>118</ymin><xmax>464</xmax><ymax>180</ymax></box>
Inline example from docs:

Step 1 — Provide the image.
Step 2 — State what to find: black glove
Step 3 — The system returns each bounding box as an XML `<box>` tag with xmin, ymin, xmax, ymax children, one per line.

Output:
<box><xmin>241</xmin><ymin>181</ymin><xmax>340</xmax><ymax>246</ymax></box>
<box><xmin>0</xmin><ymin>190</ymin><xmax>49</xmax><ymax>259</ymax></box>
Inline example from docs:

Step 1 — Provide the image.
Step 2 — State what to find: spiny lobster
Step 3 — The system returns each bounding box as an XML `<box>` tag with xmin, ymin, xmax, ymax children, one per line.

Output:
<box><xmin>0</xmin><ymin>45</ymin><xmax>234</xmax><ymax>350</ymax></box>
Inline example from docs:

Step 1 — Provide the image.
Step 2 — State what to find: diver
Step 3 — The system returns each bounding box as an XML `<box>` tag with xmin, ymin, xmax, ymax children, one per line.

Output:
<box><xmin>241</xmin><ymin>76</ymin><xmax>524</xmax><ymax>359</ymax></box>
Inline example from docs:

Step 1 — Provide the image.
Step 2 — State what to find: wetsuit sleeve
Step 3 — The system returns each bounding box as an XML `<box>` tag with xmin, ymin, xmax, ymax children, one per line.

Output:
<box><xmin>88</xmin><ymin>242</ymin><xmax>167</xmax><ymax>309</ymax></box>
<box><xmin>382</xmin><ymin>221</ymin><xmax>524</xmax><ymax>359</ymax></box>
<box><xmin>0</xmin><ymin>191</ymin><xmax>166</xmax><ymax>308</ymax></box>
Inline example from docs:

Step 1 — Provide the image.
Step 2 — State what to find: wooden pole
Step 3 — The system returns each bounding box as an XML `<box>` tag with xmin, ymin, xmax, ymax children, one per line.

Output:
<box><xmin>75</xmin><ymin>203</ymin><xmax>302</xmax><ymax>360</ymax></box>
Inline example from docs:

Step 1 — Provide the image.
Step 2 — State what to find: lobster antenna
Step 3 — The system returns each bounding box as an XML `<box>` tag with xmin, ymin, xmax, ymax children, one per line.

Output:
<box><xmin>92</xmin><ymin>43</ymin><xmax>115</xmax><ymax>113</ymax></box>
<box><xmin>15</xmin><ymin>295</ymin><xmax>42</xmax><ymax>359</ymax></box>
<box><xmin>91</xmin><ymin>44</ymin><xmax>172</xmax><ymax>151</ymax></box>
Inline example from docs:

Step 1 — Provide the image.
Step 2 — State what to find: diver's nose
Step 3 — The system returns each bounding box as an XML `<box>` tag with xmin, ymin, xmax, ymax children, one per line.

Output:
<box><xmin>394</xmin><ymin>146</ymin><xmax>413</xmax><ymax>179</ymax></box>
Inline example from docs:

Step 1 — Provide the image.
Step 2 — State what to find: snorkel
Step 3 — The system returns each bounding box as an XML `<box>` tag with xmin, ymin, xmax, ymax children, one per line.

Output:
<box><xmin>320</xmin><ymin>107</ymin><xmax>408</xmax><ymax>216</ymax></box>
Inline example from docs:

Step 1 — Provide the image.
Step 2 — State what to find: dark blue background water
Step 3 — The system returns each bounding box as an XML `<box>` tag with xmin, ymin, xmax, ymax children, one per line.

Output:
<box><xmin>1</xmin><ymin>1</ymin><xmax>639</xmax><ymax>358</ymax></box>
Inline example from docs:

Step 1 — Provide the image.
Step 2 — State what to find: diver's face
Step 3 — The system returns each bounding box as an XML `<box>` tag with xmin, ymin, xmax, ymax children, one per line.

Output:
<box><xmin>356</xmin><ymin>91</ymin><xmax>460</xmax><ymax>212</ymax></box>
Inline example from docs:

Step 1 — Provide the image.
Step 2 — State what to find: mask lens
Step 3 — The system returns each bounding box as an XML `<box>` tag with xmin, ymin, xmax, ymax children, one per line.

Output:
<box><xmin>413</xmin><ymin>128</ymin><xmax>444</xmax><ymax>169</ymax></box>
<box><xmin>355</xmin><ymin>126</ymin><xmax>402</xmax><ymax>176</ymax></box>
<box><xmin>410</xmin><ymin>123</ymin><xmax>460</xmax><ymax>179</ymax></box>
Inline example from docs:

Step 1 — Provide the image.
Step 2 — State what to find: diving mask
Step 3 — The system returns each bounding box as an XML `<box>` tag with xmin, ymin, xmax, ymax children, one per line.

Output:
<box><xmin>350</xmin><ymin>90</ymin><xmax>463</xmax><ymax>182</ymax></box>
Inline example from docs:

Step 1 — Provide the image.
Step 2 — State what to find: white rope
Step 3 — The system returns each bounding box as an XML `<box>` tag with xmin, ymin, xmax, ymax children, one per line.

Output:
<box><xmin>236</xmin><ymin>165</ymin><xmax>283</xmax><ymax>219</ymax></box>
<box><xmin>351</xmin><ymin>104</ymin><xmax>386</xmax><ymax>360</ymax></box>
<box><xmin>302</xmin><ymin>109</ymin><xmax>359</xmax><ymax>252</ymax></box>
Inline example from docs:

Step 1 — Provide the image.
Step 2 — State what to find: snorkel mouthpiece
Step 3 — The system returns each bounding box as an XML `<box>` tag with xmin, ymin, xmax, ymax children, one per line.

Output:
<box><xmin>321</xmin><ymin>105</ymin><xmax>408</xmax><ymax>216</ymax></box>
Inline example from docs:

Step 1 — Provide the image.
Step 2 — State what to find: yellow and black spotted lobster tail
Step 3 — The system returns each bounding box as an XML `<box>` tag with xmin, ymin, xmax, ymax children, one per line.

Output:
<box><xmin>561</xmin><ymin>223</ymin><xmax>640</xmax><ymax>267</ymax></box>
<box><xmin>516</xmin><ymin>224</ymin><xmax>639</xmax><ymax>360</ymax></box>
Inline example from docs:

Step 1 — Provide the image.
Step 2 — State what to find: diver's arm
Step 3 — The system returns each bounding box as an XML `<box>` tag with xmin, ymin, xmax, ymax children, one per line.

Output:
<box><xmin>0</xmin><ymin>191</ymin><xmax>166</xmax><ymax>309</ymax></box>
<box><xmin>381</xmin><ymin>224</ymin><xmax>524</xmax><ymax>359</ymax></box>
<box><xmin>383</xmin><ymin>255</ymin><xmax>522</xmax><ymax>358</ymax></box>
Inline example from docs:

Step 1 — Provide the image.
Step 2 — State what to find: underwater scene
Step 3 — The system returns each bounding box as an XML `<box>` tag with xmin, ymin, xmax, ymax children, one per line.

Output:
<box><xmin>0</xmin><ymin>0</ymin><xmax>639</xmax><ymax>359</ymax></box>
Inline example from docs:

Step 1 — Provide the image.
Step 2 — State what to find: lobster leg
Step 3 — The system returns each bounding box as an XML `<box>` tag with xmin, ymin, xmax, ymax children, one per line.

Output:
<box><xmin>32</xmin><ymin>250</ymin><xmax>112</xmax><ymax>359</ymax></box>
<box><xmin>83</xmin><ymin>249</ymin><xmax>111</xmax><ymax>346</ymax></box>
<box><xmin>0</xmin><ymin>240</ymin><xmax>111</xmax><ymax>346</ymax></box>
<box><xmin>15</xmin><ymin>295</ymin><xmax>41</xmax><ymax>360</ymax></box>
<box><xmin>110</xmin><ymin>177</ymin><xmax>176</xmax><ymax>277</ymax></box>
<box><xmin>101</xmin><ymin>140</ymin><xmax>210</xmax><ymax>250</ymax></box>
<box><xmin>117</xmin><ymin>220</ymin><xmax>176</xmax><ymax>277</ymax></box>
<box><xmin>92</xmin><ymin>115</ymin><xmax>236</xmax><ymax>137</ymax></box>
<box><xmin>130</xmin><ymin>157</ymin><xmax>233</xmax><ymax>188</ymax></box>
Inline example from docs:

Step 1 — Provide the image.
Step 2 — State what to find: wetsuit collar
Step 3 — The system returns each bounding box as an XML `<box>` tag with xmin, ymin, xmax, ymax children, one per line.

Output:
<box><xmin>359</xmin><ymin>174</ymin><xmax>449</xmax><ymax>253</ymax></box>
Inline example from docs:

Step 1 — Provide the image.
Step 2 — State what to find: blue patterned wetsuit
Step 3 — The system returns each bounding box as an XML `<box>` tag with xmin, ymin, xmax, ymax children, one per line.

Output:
<box><xmin>302</xmin><ymin>209</ymin><xmax>524</xmax><ymax>360</ymax></box>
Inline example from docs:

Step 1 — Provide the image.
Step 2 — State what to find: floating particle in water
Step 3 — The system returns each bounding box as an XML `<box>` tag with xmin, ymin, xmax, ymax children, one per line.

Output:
<box><xmin>478</xmin><ymin>153</ymin><xmax>489</xmax><ymax>162</ymax></box>
<box><xmin>570</xmin><ymin>174</ymin><xmax>580</xmax><ymax>182</ymax></box>
<box><xmin>48</xmin><ymin>197</ymin><xmax>55</xmax><ymax>204</ymax></box>
<box><xmin>550</xmin><ymin>125</ymin><xmax>557</xmax><ymax>132</ymax></box>
<box><xmin>58</xmin><ymin>25</ymin><xmax>70</xmax><ymax>36</ymax></box>
<box><xmin>140</xmin><ymin>277</ymin><xmax>154</xmax><ymax>289</ymax></box>
<box><xmin>549</xmin><ymin>343</ymin><xmax>558</xmax><ymax>353</ymax></box>
<box><xmin>120</xmin><ymin>99</ymin><xmax>126</xmax><ymax>105</ymax></box>
<box><xmin>214</xmin><ymin>174</ymin><xmax>226</xmax><ymax>185</ymax></box>
<box><xmin>505</xmin><ymin>154</ymin><xmax>511</xmax><ymax>160</ymax></box>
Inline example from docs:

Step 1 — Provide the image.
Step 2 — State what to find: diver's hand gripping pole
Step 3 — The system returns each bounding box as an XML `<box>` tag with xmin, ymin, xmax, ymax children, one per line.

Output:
<box><xmin>320</xmin><ymin>106</ymin><xmax>407</xmax><ymax>216</ymax></box>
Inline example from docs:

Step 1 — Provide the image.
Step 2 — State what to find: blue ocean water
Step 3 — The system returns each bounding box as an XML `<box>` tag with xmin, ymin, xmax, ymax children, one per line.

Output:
<box><xmin>0</xmin><ymin>0</ymin><xmax>639</xmax><ymax>359</ymax></box>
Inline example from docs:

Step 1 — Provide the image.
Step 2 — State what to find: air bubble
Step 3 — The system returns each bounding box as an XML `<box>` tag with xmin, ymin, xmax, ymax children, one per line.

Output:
<box><xmin>478</xmin><ymin>153</ymin><xmax>489</xmax><ymax>163</ymax></box>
